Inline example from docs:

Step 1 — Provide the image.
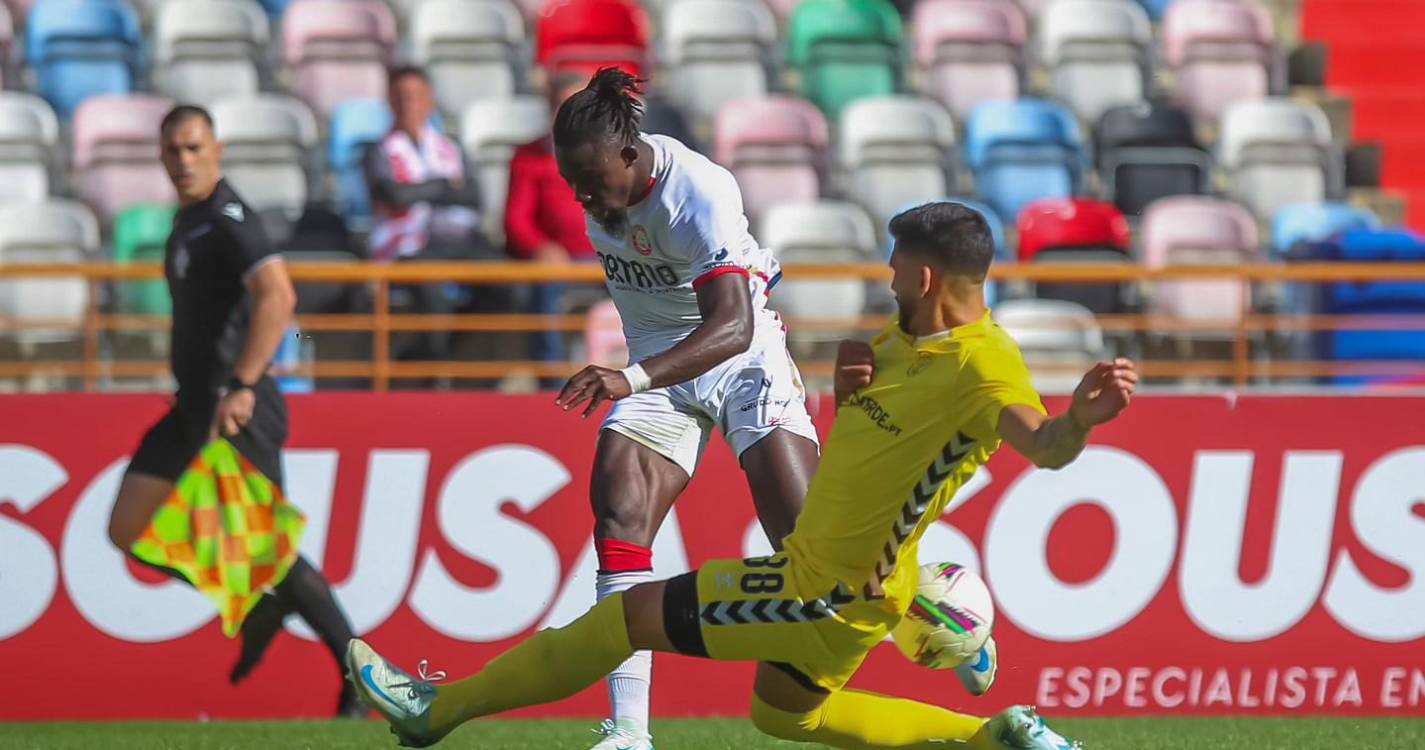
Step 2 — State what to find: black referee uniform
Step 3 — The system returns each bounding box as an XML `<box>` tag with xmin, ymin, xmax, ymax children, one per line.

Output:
<box><xmin>129</xmin><ymin>179</ymin><xmax>289</xmax><ymax>485</ymax></box>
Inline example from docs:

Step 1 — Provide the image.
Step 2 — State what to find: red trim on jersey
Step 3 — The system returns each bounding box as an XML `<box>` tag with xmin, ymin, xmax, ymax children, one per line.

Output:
<box><xmin>692</xmin><ymin>265</ymin><xmax>750</xmax><ymax>289</ymax></box>
<box><xmin>628</xmin><ymin>175</ymin><xmax>657</xmax><ymax>206</ymax></box>
<box><xmin>596</xmin><ymin>538</ymin><xmax>653</xmax><ymax>572</ymax></box>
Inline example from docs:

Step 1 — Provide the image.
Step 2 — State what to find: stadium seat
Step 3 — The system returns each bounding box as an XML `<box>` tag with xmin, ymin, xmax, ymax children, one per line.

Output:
<box><xmin>0</xmin><ymin>92</ymin><xmax>58</xmax><ymax>206</ymax></box>
<box><xmin>460</xmin><ymin>95</ymin><xmax>550</xmax><ymax>240</ymax></box>
<box><xmin>1219</xmin><ymin>98</ymin><xmax>1337</xmax><ymax>222</ymax></box>
<box><xmin>411</xmin><ymin>0</ymin><xmax>524</xmax><ymax>118</ymax></box>
<box><xmin>787</xmin><ymin>0</ymin><xmax>903</xmax><ymax>120</ymax></box>
<box><xmin>212</xmin><ymin>94</ymin><xmax>319</xmax><ymax>216</ymax></box>
<box><xmin>535</xmin><ymin>0</ymin><xmax>649</xmax><ymax>75</ymax></box>
<box><xmin>963</xmin><ymin>98</ymin><xmax>1084</xmax><ymax>222</ymax></box>
<box><xmin>662</xmin><ymin>0</ymin><xmax>775</xmax><ymax>137</ymax></box>
<box><xmin>1017</xmin><ymin>197</ymin><xmax>1133</xmax><ymax>314</ymax></box>
<box><xmin>1163</xmin><ymin>0</ymin><xmax>1274</xmax><ymax>123</ymax></box>
<box><xmin>152</xmin><ymin>0</ymin><xmax>268</xmax><ymax>107</ymax></box>
<box><xmin>911</xmin><ymin>0</ymin><xmax>1025</xmax><ymax>121</ymax></box>
<box><xmin>1271</xmin><ymin>202</ymin><xmax>1378</xmax><ymax>257</ymax></box>
<box><xmin>714</xmin><ymin>95</ymin><xmax>828</xmax><ymax>228</ymax></box>
<box><xmin>1140</xmin><ymin>195</ymin><xmax>1259</xmax><ymax>328</ymax></box>
<box><xmin>584</xmin><ymin>298</ymin><xmax>628</xmax><ymax>368</ymax></box>
<box><xmin>71</xmin><ymin>94</ymin><xmax>176</xmax><ymax>224</ymax></box>
<box><xmin>1039</xmin><ymin>0</ymin><xmax>1151</xmax><ymax>123</ymax></box>
<box><xmin>282</xmin><ymin>0</ymin><xmax>396</xmax><ymax>118</ymax></box>
<box><xmin>993</xmin><ymin>298</ymin><xmax>1106</xmax><ymax>393</ymax></box>
<box><xmin>839</xmin><ymin>95</ymin><xmax>956</xmax><ymax>233</ymax></box>
<box><xmin>112</xmin><ymin>203</ymin><xmax>176</xmax><ymax>316</ymax></box>
<box><xmin>1136</xmin><ymin>0</ymin><xmax>1171</xmax><ymax>21</ymax></box>
<box><xmin>760</xmin><ymin>200</ymin><xmax>876</xmax><ymax>338</ymax></box>
<box><xmin>1314</xmin><ymin>228</ymin><xmax>1425</xmax><ymax>385</ymax></box>
<box><xmin>328</xmin><ymin>98</ymin><xmax>392</xmax><ymax>223</ymax></box>
<box><xmin>0</xmin><ymin>199</ymin><xmax>100</xmax><ymax>346</ymax></box>
<box><xmin>257</xmin><ymin>0</ymin><xmax>291</xmax><ymax>15</ymax></box>
<box><xmin>1095</xmin><ymin>101</ymin><xmax>1212</xmax><ymax>216</ymax></box>
<box><xmin>26</xmin><ymin>0</ymin><xmax>141</xmax><ymax>119</ymax></box>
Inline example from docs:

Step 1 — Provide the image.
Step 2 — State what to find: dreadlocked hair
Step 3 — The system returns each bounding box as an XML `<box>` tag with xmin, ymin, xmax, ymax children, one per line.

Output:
<box><xmin>552</xmin><ymin>67</ymin><xmax>646</xmax><ymax>149</ymax></box>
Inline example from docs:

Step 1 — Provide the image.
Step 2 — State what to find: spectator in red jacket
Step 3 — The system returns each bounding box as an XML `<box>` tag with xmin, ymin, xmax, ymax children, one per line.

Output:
<box><xmin>506</xmin><ymin>73</ymin><xmax>594</xmax><ymax>380</ymax></box>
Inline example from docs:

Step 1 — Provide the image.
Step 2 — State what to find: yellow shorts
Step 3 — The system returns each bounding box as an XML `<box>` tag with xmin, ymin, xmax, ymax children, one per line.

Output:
<box><xmin>663</xmin><ymin>552</ymin><xmax>912</xmax><ymax>692</ymax></box>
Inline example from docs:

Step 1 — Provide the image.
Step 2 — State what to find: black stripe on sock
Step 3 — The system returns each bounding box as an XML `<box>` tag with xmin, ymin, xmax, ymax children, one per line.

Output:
<box><xmin>767</xmin><ymin>661</ymin><xmax>830</xmax><ymax>695</ymax></box>
<box><xmin>662</xmin><ymin>571</ymin><xmax>710</xmax><ymax>658</ymax></box>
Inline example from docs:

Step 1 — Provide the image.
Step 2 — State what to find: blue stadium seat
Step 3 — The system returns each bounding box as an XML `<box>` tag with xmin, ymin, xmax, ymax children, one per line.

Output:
<box><xmin>1312</xmin><ymin>229</ymin><xmax>1425</xmax><ymax>385</ymax></box>
<box><xmin>883</xmin><ymin>198</ymin><xmax>1007</xmax><ymax>305</ymax></box>
<box><xmin>258</xmin><ymin>0</ymin><xmax>291</xmax><ymax>16</ymax></box>
<box><xmin>26</xmin><ymin>0</ymin><xmax>141</xmax><ymax>119</ymax></box>
<box><xmin>327</xmin><ymin>98</ymin><xmax>391</xmax><ymax>224</ymax></box>
<box><xmin>1137</xmin><ymin>0</ymin><xmax>1172</xmax><ymax>21</ymax></box>
<box><xmin>1271</xmin><ymin>202</ymin><xmax>1379</xmax><ymax>257</ymax></box>
<box><xmin>964</xmin><ymin>99</ymin><xmax>1084</xmax><ymax>222</ymax></box>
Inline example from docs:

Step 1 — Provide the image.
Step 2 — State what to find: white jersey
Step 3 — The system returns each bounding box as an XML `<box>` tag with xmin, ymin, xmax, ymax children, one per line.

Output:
<box><xmin>586</xmin><ymin>134</ymin><xmax>783</xmax><ymax>362</ymax></box>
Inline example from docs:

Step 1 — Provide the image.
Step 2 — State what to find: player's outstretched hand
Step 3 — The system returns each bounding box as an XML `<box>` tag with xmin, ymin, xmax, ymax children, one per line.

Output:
<box><xmin>834</xmin><ymin>340</ymin><xmax>875</xmax><ymax>405</ymax></box>
<box><xmin>1069</xmin><ymin>357</ymin><xmax>1138</xmax><ymax>427</ymax></box>
<box><xmin>557</xmin><ymin>364</ymin><xmax>634</xmax><ymax>418</ymax></box>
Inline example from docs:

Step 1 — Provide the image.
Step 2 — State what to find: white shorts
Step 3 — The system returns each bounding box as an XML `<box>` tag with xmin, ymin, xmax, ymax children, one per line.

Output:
<box><xmin>602</xmin><ymin>335</ymin><xmax>820</xmax><ymax>477</ymax></box>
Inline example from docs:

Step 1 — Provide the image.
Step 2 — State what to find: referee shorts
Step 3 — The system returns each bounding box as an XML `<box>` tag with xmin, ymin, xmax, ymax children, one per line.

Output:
<box><xmin>127</xmin><ymin>377</ymin><xmax>289</xmax><ymax>486</ymax></box>
<box><xmin>662</xmin><ymin>552</ymin><xmax>911</xmax><ymax>693</ymax></box>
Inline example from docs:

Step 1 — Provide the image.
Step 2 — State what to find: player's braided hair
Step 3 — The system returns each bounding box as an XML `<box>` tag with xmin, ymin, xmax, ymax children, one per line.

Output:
<box><xmin>552</xmin><ymin>67</ymin><xmax>646</xmax><ymax>149</ymax></box>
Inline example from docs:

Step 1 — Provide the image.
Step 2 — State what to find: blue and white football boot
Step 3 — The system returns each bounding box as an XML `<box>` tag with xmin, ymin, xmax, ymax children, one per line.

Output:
<box><xmin>995</xmin><ymin>705</ymin><xmax>1083</xmax><ymax>750</ymax></box>
<box><xmin>345</xmin><ymin>639</ymin><xmax>449</xmax><ymax>748</ymax></box>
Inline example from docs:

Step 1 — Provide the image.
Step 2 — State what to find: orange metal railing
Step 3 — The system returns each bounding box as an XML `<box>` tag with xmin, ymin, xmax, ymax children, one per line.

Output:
<box><xmin>2</xmin><ymin>261</ymin><xmax>1425</xmax><ymax>391</ymax></box>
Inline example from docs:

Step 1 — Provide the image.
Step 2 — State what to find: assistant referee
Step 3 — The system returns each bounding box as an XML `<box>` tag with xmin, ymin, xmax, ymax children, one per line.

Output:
<box><xmin>104</xmin><ymin>105</ymin><xmax>363</xmax><ymax>716</ymax></box>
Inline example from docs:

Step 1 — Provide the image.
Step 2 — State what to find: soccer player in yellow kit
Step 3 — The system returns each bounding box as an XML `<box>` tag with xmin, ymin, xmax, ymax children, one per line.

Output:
<box><xmin>347</xmin><ymin>202</ymin><xmax>1138</xmax><ymax>749</ymax></box>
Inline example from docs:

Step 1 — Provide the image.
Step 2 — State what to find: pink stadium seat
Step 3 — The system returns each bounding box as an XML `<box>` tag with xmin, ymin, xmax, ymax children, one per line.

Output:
<box><xmin>583</xmin><ymin>298</ymin><xmax>628</xmax><ymax>368</ymax></box>
<box><xmin>713</xmin><ymin>96</ymin><xmax>828</xmax><ymax>227</ymax></box>
<box><xmin>1164</xmin><ymin>0</ymin><xmax>1275</xmax><ymax>122</ymax></box>
<box><xmin>283</xmin><ymin>0</ymin><xmax>395</xmax><ymax>118</ymax></box>
<box><xmin>1141</xmin><ymin>196</ymin><xmax>1260</xmax><ymax>325</ymax></box>
<box><xmin>536</xmin><ymin>0</ymin><xmax>648</xmax><ymax>76</ymax></box>
<box><xmin>71</xmin><ymin>94</ymin><xmax>175</xmax><ymax>224</ymax></box>
<box><xmin>912</xmin><ymin>0</ymin><xmax>1025</xmax><ymax>120</ymax></box>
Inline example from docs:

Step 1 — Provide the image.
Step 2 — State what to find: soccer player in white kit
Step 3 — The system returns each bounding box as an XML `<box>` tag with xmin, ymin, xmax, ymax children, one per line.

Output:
<box><xmin>550</xmin><ymin>68</ymin><xmax>822</xmax><ymax>750</ymax></box>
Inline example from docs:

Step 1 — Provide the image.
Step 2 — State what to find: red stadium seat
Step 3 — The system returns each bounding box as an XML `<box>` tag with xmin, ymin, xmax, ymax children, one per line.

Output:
<box><xmin>1016</xmin><ymin>197</ymin><xmax>1130</xmax><ymax>262</ymax></box>
<box><xmin>535</xmin><ymin>0</ymin><xmax>648</xmax><ymax>76</ymax></box>
<box><xmin>1017</xmin><ymin>197</ymin><xmax>1133</xmax><ymax>314</ymax></box>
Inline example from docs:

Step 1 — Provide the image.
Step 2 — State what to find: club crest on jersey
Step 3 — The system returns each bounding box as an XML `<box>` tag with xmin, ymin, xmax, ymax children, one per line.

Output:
<box><xmin>908</xmin><ymin>351</ymin><xmax>934</xmax><ymax>377</ymax></box>
<box><xmin>172</xmin><ymin>243</ymin><xmax>190</xmax><ymax>279</ymax></box>
<box><xmin>222</xmin><ymin>202</ymin><xmax>245</xmax><ymax>222</ymax></box>
<box><xmin>630</xmin><ymin>225</ymin><xmax>653</xmax><ymax>256</ymax></box>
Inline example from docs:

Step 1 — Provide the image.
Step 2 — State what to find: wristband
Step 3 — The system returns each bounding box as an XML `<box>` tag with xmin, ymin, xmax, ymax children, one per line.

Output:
<box><xmin>225</xmin><ymin>377</ymin><xmax>257</xmax><ymax>396</ymax></box>
<box><xmin>620</xmin><ymin>363</ymin><xmax>652</xmax><ymax>394</ymax></box>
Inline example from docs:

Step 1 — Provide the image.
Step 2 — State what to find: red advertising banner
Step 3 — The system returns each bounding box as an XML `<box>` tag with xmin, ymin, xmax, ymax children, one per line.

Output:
<box><xmin>1</xmin><ymin>393</ymin><xmax>1423</xmax><ymax>720</ymax></box>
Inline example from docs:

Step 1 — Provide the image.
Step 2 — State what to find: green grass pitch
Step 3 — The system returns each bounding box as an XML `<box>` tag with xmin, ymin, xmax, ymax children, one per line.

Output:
<box><xmin>4</xmin><ymin>717</ymin><xmax>1425</xmax><ymax>750</ymax></box>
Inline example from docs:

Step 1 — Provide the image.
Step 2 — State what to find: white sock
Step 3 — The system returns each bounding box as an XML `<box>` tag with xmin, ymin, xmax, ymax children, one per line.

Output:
<box><xmin>597</xmin><ymin>569</ymin><xmax>654</xmax><ymax>734</ymax></box>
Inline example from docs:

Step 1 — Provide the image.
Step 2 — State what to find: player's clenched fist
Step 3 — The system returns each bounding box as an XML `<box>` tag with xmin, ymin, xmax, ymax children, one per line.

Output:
<box><xmin>834</xmin><ymin>339</ymin><xmax>875</xmax><ymax>405</ymax></box>
<box><xmin>1068</xmin><ymin>357</ymin><xmax>1138</xmax><ymax>427</ymax></box>
<box><xmin>557</xmin><ymin>364</ymin><xmax>635</xmax><ymax>418</ymax></box>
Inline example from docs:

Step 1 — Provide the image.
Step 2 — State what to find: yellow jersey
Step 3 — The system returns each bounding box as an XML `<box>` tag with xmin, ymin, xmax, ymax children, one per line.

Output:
<box><xmin>783</xmin><ymin>310</ymin><xmax>1044</xmax><ymax>599</ymax></box>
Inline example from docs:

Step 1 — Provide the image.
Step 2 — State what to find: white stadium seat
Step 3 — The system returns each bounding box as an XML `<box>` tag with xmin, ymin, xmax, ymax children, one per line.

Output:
<box><xmin>460</xmin><ymin>95</ymin><xmax>550</xmax><ymax>240</ymax></box>
<box><xmin>153</xmin><ymin>0</ymin><xmax>268</xmax><ymax>107</ymax></box>
<box><xmin>411</xmin><ymin>0</ymin><xmax>525</xmax><ymax>118</ymax></box>
<box><xmin>839</xmin><ymin>95</ymin><xmax>956</xmax><ymax>233</ymax></box>
<box><xmin>0</xmin><ymin>199</ymin><xmax>101</xmax><ymax>347</ymax></box>
<box><xmin>0</xmin><ymin>92</ymin><xmax>59</xmax><ymax>207</ymax></box>
<box><xmin>212</xmin><ymin>94</ymin><xmax>320</xmax><ymax>216</ymax></box>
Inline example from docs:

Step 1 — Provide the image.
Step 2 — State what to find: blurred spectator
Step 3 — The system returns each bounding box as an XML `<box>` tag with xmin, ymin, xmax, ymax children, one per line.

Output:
<box><xmin>506</xmin><ymin>73</ymin><xmax>595</xmax><ymax>380</ymax></box>
<box><xmin>364</xmin><ymin>65</ymin><xmax>491</xmax><ymax>361</ymax></box>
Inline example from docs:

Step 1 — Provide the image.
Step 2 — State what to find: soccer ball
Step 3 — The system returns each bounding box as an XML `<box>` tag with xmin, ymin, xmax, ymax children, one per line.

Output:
<box><xmin>891</xmin><ymin>562</ymin><xmax>994</xmax><ymax>670</ymax></box>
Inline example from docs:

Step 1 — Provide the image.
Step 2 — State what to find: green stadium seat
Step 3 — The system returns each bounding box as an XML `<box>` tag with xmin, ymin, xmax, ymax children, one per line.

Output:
<box><xmin>787</xmin><ymin>0</ymin><xmax>903</xmax><ymax>120</ymax></box>
<box><xmin>112</xmin><ymin>203</ymin><xmax>176</xmax><ymax>316</ymax></box>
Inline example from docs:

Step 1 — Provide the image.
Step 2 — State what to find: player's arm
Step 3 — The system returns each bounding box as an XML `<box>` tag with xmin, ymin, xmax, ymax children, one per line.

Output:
<box><xmin>997</xmin><ymin>358</ymin><xmax>1138</xmax><ymax>469</ymax></box>
<box><xmin>214</xmin><ymin>226</ymin><xmax>297</xmax><ymax>437</ymax></box>
<box><xmin>557</xmin><ymin>273</ymin><xmax>752</xmax><ymax>417</ymax></box>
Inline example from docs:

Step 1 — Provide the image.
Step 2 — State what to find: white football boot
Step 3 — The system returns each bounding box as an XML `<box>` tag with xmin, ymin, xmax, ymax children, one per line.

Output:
<box><xmin>954</xmin><ymin>636</ymin><xmax>998</xmax><ymax>696</ymax></box>
<box><xmin>587</xmin><ymin>718</ymin><xmax>654</xmax><ymax>750</ymax></box>
<box><xmin>995</xmin><ymin>705</ymin><xmax>1083</xmax><ymax>750</ymax></box>
<box><xmin>345</xmin><ymin>639</ymin><xmax>450</xmax><ymax>748</ymax></box>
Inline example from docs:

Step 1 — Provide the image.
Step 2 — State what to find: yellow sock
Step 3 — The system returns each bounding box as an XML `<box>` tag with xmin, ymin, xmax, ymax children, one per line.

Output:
<box><xmin>429</xmin><ymin>593</ymin><xmax>633</xmax><ymax>731</ymax></box>
<box><xmin>751</xmin><ymin>689</ymin><xmax>1003</xmax><ymax>749</ymax></box>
